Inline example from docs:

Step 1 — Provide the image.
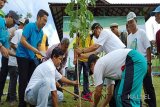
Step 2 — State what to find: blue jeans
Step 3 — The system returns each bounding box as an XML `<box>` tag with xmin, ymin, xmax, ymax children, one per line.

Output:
<box><xmin>25</xmin><ymin>79</ymin><xmax>63</xmax><ymax>107</ymax></box>
<box><xmin>74</xmin><ymin>61</ymin><xmax>90</xmax><ymax>95</ymax></box>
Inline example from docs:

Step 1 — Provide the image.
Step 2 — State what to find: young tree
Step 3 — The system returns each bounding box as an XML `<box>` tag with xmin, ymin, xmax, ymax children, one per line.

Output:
<box><xmin>65</xmin><ymin>0</ymin><xmax>96</xmax><ymax>47</ymax></box>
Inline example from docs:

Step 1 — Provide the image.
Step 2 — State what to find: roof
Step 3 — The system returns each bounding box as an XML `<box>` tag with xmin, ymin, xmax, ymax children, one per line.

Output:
<box><xmin>49</xmin><ymin>0</ymin><xmax>160</xmax><ymax>40</ymax></box>
<box><xmin>106</xmin><ymin>0</ymin><xmax>160</xmax><ymax>4</ymax></box>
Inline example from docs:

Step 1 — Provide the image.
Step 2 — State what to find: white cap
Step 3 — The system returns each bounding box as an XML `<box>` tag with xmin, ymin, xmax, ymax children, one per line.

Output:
<box><xmin>110</xmin><ymin>23</ymin><xmax>118</xmax><ymax>28</ymax></box>
<box><xmin>19</xmin><ymin>18</ymin><xmax>26</xmax><ymax>24</ymax></box>
<box><xmin>127</xmin><ymin>12</ymin><xmax>136</xmax><ymax>22</ymax></box>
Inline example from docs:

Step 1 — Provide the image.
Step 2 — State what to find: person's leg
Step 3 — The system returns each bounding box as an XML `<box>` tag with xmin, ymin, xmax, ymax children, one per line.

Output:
<box><xmin>47</xmin><ymin>90</ymin><xmax>64</xmax><ymax>107</ymax></box>
<box><xmin>28</xmin><ymin>60</ymin><xmax>37</xmax><ymax>83</ymax></box>
<box><xmin>116</xmin><ymin>50</ymin><xmax>147</xmax><ymax>107</ymax></box>
<box><xmin>143</xmin><ymin>73</ymin><xmax>156</xmax><ymax>107</ymax></box>
<box><xmin>74</xmin><ymin>61</ymin><xmax>82</xmax><ymax>95</ymax></box>
<box><xmin>17</xmin><ymin>57</ymin><xmax>30</xmax><ymax>107</ymax></box>
<box><xmin>25</xmin><ymin>79</ymin><xmax>52</xmax><ymax>107</ymax></box>
<box><xmin>7</xmin><ymin>66</ymin><xmax>18</xmax><ymax>102</ymax></box>
<box><xmin>109</xmin><ymin>80</ymin><xmax>119</xmax><ymax>107</ymax></box>
<box><xmin>82</xmin><ymin>62</ymin><xmax>90</xmax><ymax>95</ymax></box>
<box><xmin>0</xmin><ymin>57</ymin><xmax>8</xmax><ymax>102</ymax></box>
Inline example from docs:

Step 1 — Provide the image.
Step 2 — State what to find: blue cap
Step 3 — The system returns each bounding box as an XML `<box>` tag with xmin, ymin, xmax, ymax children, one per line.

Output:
<box><xmin>151</xmin><ymin>6</ymin><xmax>160</xmax><ymax>16</ymax></box>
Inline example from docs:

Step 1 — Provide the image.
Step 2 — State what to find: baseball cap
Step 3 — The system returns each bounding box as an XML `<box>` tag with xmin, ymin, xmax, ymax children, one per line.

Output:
<box><xmin>19</xmin><ymin>18</ymin><xmax>26</xmax><ymax>24</ymax></box>
<box><xmin>110</xmin><ymin>23</ymin><xmax>118</xmax><ymax>28</ymax></box>
<box><xmin>151</xmin><ymin>6</ymin><xmax>160</xmax><ymax>16</ymax></box>
<box><xmin>91</xmin><ymin>23</ymin><xmax>102</xmax><ymax>31</ymax></box>
<box><xmin>127</xmin><ymin>12</ymin><xmax>136</xmax><ymax>22</ymax></box>
<box><xmin>7</xmin><ymin>10</ymin><xmax>19</xmax><ymax>24</ymax></box>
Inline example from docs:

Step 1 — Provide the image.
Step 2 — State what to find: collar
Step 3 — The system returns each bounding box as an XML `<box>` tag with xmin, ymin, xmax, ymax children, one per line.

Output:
<box><xmin>35</xmin><ymin>22</ymin><xmax>42</xmax><ymax>32</ymax></box>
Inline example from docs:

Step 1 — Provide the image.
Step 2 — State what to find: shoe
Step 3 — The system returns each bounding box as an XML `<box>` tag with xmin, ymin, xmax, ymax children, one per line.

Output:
<box><xmin>82</xmin><ymin>92</ymin><xmax>93</xmax><ymax>102</ymax></box>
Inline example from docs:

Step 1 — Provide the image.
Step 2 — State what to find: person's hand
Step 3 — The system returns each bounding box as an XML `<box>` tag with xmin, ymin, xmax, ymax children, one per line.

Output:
<box><xmin>72</xmin><ymin>80</ymin><xmax>78</xmax><ymax>86</ymax></box>
<box><xmin>0</xmin><ymin>46</ymin><xmax>9</xmax><ymax>58</ymax></box>
<box><xmin>75</xmin><ymin>48</ymin><xmax>82</xmax><ymax>54</ymax></box>
<box><xmin>34</xmin><ymin>49</ymin><xmax>42</xmax><ymax>56</ymax></box>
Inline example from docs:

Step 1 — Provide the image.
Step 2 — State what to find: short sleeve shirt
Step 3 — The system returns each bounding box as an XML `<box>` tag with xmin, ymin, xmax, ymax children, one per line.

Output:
<box><xmin>94</xmin><ymin>49</ymin><xmax>131</xmax><ymax>87</ymax></box>
<box><xmin>95</xmin><ymin>29</ymin><xmax>125</xmax><ymax>53</ymax></box>
<box><xmin>0</xmin><ymin>17</ymin><xmax>9</xmax><ymax>48</ymax></box>
<box><xmin>26</xmin><ymin>59</ymin><xmax>62</xmax><ymax>92</ymax></box>
<box><xmin>127</xmin><ymin>29</ymin><xmax>151</xmax><ymax>57</ymax></box>
<box><xmin>16</xmin><ymin>23</ymin><xmax>43</xmax><ymax>59</ymax></box>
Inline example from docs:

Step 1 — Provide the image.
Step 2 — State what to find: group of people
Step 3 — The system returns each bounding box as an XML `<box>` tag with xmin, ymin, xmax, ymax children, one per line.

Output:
<box><xmin>0</xmin><ymin>0</ymin><xmax>160</xmax><ymax>106</ymax></box>
<box><xmin>74</xmin><ymin>6</ymin><xmax>160</xmax><ymax>107</ymax></box>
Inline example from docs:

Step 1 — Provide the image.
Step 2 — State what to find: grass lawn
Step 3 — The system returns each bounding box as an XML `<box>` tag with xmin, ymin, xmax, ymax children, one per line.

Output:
<box><xmin>0</xmin><ymin>76</ymin><xmax>160</xmax><ymax>107</ymax></box>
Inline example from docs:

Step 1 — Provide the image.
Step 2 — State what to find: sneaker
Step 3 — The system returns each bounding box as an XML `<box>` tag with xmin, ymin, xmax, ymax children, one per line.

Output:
<box><xmin>82</xmin><ymin>92</ymin><xmax>93</xmax><ymax>102</ymax></box>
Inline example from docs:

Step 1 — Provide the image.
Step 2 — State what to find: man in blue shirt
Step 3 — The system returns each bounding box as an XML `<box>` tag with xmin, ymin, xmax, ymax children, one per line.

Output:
<box><xmin>0</xmin><ymin>10</ymin><xmax>19</xmax><ymax>104</ymax></box>
<box><xmin>16</xmin><ymin>9</ymin><xmax>48</xmax><ymax>107</ymax></box>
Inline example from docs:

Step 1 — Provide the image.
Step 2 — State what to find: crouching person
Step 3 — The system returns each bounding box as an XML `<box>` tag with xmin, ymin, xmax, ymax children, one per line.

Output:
<box><xmin>88</xmin><ymin>49</ymin><xmax>147</xmax><ymax>107</ymax></box>
<box><xmin>25</xmin><ymin>47</ymin><xmax>78</xmax><ymax>107</ymax></box>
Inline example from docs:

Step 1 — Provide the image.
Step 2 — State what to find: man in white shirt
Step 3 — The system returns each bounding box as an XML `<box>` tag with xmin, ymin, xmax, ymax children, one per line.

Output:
<box><xmin>25</xmin><ymin>47</ymin><xmax>77</xmax><ymax>107</ymax></box>
<box><xmin>127</xmin><ymin>11</ymin><xmax>156</xmax><ymax>107</ymax></box>
<box><xmin>75</xmin><ymin>23</ymin><xmax>126</xmax><ymax>107</ymax></box>
<box><xmin>88</xmin><ymin>49</ymin><xmax>147</xmax><ymax>107</ymax></box>
<box><xmin>75</xmin><ymin>23</ymin><xmax>125</xmax><ymax>54</ymax></box>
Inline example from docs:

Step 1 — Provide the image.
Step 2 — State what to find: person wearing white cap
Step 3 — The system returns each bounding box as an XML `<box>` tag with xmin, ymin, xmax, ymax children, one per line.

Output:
<box><xmin>151</xmin><ymin>6</ymin><xmax>160</xmax><ymax>56</ymax></box>
<box><xmin>4</xmin><ymin>18</ymin><xmax>29</xmax><ymax>105</ymax></box>
<box><xmin>0</xmin><ymin>10</ymin><xmax>19</xmax><ymax>104</ymax></box>
<box><xmin>127</xmin><ymin>11</ymin><xmax>156</xmax><ymax>107</ymax></box>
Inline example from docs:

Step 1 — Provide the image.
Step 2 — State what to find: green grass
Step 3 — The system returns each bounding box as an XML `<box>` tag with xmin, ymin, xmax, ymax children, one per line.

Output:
<box><xmin>1</xmin><ymin>77</ymin><xmax>160</xmax><ymax>107</ymax></box>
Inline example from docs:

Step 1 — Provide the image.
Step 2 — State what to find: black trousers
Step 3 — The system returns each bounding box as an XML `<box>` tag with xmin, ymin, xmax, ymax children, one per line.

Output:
<box><xmin>143</xmin><ymin>72</ymin><xmax>156</xmax><ymax>107</ymax></box>
<box><xmin>0</xmin><ymin>57</ymin><xmax>9</xmax><ymax>99</ymax></box>
<box><xmin>7</xmin><ymin>66</ymin><xmax>18</xmax><ymax>102</ymax></box>
<box><xmin>17</xmin><ymin>57</ymin><xmax>37</xmax><ymax>107</ymax></box>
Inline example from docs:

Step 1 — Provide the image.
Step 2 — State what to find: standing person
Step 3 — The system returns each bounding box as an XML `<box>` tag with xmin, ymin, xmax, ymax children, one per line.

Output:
<box><xmin>151</xmin><ymin>6</ymin><xmax>160</xmax><ymax>56</ymax></box>
<box><xmin>5</xmin><ymin>18</ymin><xmax>29</xmax><ymax>106</ymax></box>
<box><xmin>25</xmin><ymin>47</ymin><xmax>78</xmax><ymax>107</ymax></box>
<box><xmin>75</xmin><ymin>23</ymin><xmax>125</xmax><ymax>55</ymax></box>
<box><xmin>43</xmin><ymin>38</ymin><xmax>69</xmax><ymax>76</ymax></box>
<box><xmin>127</xmin><ymin>11</ymin><xmax>156</xmax><ymax>107</ymax></box>
<box><xmin>16</xmin><ymin>9</ymin><xmax>48</xmax><ymax>107</ymax></box>
<box><xmin>36</xmin><ymin>34</ymin><xmax>49</xmax><ymax>63</ymax></box>
<box><xmin>75</xmin><ymin>23</ymin><xmax>125</xmax><ymax>107</ymax></box>
<box><xmin>0</xmin><ymin>10</ymin><xmax>19</xmax><ymax>104</ymax></box>
<box><xmin>110</xmin><ymin>23</ymin><xmax>127</xmax><ymax>46</ymax></box>
<box><xmin>88</xmin><ymin>49</ymin><xmax>147</xmax><ymax>107</ymax></box>
<box><xmin>73</xmin><ymin>33</ymin><xmax>93</xmax><ymax>100</ymax></box>
<box><xmin>0</xmin><ymin>0</ymin><xmax>7</xmax><ymax>18</ymax></box>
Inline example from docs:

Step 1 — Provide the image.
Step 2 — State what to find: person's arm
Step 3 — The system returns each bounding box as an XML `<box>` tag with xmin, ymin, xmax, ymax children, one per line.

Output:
<box><xmin>10</xmin><ymin>43</ymin><xmax>17</xmax><ymax>50</ymax></box>
<box><xmin>92</xmin><ymin>84</ymin><xmax>103</xmax><ymax>107</ymax></box>
<box><xmin>146</xmin><ymin>47</ymin><xmax>152</xmax><ymax>75</ymax></box>
<box><xmin>101</xmin><ymin>84</ymin><xmax>114</xmax><ymax>107</ymax></box>
<box><xmin>20</xmin><ymin>35</ymin><xmax>42</xmax><ymax>55</ymax></box>
<box><xmin>0</xmin><ymin>43</ymin><xmax>9</xmax><ymax>58</ymax></box>
<box><xmin>76</xmin><ymin>44</ymin><xmax>100</xmax><ymax>54</ymax></box>
<box><xmin>79</xmin><ymin>51</ymin><xmax>99</xmax><ymax>59</ymax></box>
<box><xmin>51</xmin><ymin>91</ymin><xmax>58</xmax><ymax>107</ymax></box>
<box><xmin>60</xmin><ymin>76</ymin><xmax>78</xmax><ymax>86</ymax></box>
